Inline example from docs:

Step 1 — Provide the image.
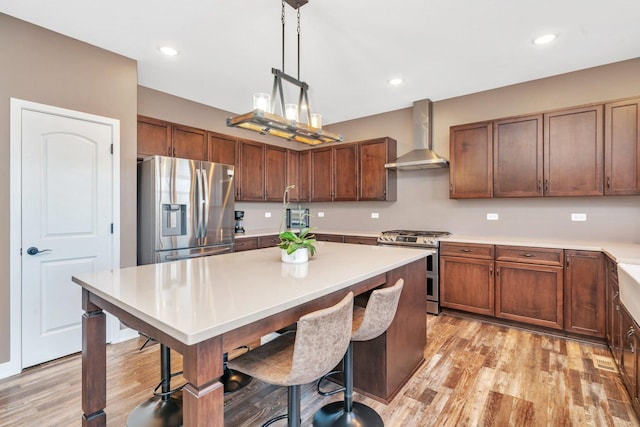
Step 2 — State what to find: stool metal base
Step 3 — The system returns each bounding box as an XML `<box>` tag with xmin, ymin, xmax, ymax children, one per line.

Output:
<box><xmin>126</xmin><ymin>393</ymin><xmax>183</xmax><ymax>427</ymax></box>
<box><xmin>222</xmin><ymin>367</ymin><xmax>253</xmax><ymax>394</ymax></box>
<box><xmin>312</xmin><ymin>401</ymin><xmax>384</xmax><ymax>427</ymax></box>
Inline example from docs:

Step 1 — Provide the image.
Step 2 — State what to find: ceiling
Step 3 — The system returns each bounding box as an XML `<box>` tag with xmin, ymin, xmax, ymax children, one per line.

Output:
<box><xmin>2</xmin><ymin>0</ymin><xmax>639</xmax><ymax>124</ymax></box>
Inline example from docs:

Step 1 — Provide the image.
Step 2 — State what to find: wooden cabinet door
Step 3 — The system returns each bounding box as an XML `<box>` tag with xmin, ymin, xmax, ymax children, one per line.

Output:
<box><xmin>137</xmin><ymin>116</ymin><xmax>171</xmax><ymax>158</ymax></box>
<box><xmin>606</xmin><ymin>258</ymin><xmax>622</xmax><ymax>364</ymax></box>
<box><xmin>172</xmin><ymin>124</ymin><xmax>207</xmax><ymax>161</ymax></box>
<box><xmin>315</xmin><ymin>234</ymin><xmax>344</xmax><ymax>243</ymax></box>
<box><xmin>544</xmin><ymin>105</ymin><xmax>604</xmax><ymax>196</ymax></box>
<box><xmin>619</xmin><ymin>306</ymin><xmax>638</xmax><ymax>403</ymax></box>
<box><xmin>237</xmin><ymin>139</ymin><xmax>265</xmax><ymax>201</ymax></box>
<box><xmin>207</xmin><ymin>132</ymin><xmax>236</xmax><ymax>166</ymax></box>
<box><xmin>333</xmin><ymin>144</ymin><xmax>358</xmax><ymax>201</ymax></box>
<box><xmin>359</xmin><ymin>138</ymin><xmax>397</xmax><ymax>201</ymax></box>
<box><xmin>298</xmin><ymin>150</ymin><xmax>310</xmax><ymax>202</ymax></box>
<box><xmin>449</xmin><ymin>122</ymin><xmax>492</xmax><ymax>198</ymax></box>
<box><xmin>264</xmin><ymin>145</ymin><xmax>287</xmax><ymax>201</ymax></box>
<box><xmin>495</xmin><ymin>262</ymin><xmax>563</xmax><ymax>329</ymax></box>
<box><xmin>286</xmin><ymin>150</ymin><xmax>300</xmax><ymax>201</ymax></box>
<box><xmin>493</xmin><ymin>115</ymin><xmax>543</xmax><ymax>197</ymax></box>
<box><xmin>311</xmin><ymin>147</ymin><xmax>333</xmax><ymax>201</ymax></box>
<box><xmin>234</xmin><ymin>237</ymin><xmax>258</xmax><ymax>252</ymax></box>
<box><xmin>564</xmin><ymin>250</ymin><xmax>605</xmax><ymax>338</ymax></box>
<box><xmin>605</xmin><ymin>98</ymin><xmax>640</xmax><ymax>195</ymax></box>
<box><xmin>440</xmin><ymin>256</ymin><xmax>494</xmax><ymax>316</ymax></box>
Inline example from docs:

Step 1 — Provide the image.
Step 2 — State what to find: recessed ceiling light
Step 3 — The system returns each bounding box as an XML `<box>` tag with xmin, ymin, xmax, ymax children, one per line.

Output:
<box><xmin>533</xmin><ymin>34</ymin><xmax>556</xmax><ymax>45</ymax></box>
<box><xmin>388</xmin><ymin>78</ymin><xmax>403</xmax><ymax>86</ymax></box>
<box><xmin>160</xmin><ymin>46</ymin><xmax>179</xmax><ymax>56</ymax></box>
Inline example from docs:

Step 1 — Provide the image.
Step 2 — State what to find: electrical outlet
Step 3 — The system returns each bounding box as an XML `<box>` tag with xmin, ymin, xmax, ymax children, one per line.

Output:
<box><xmin>487</xmin><ymin>213</ymin><xmax>499</xmax><ymax>221</ymax></box>
<box><xmin>571</xmin><ymin>213</ymin><xmax>587</xmax><ymax>221</ymax></box>
<box><xmin>317</xmin><ymin>212</ymin><xmax>325</xmax><ymax>218</ymax></box>
<box><xmin>371</xmin><ymin>212</ymin><xmax>379</xmax><ymax>219</ymax></box>
<box><xmin>264</xmin><ymin>212</ymin><xmax>271</xmax><ymax>218</ymax></box>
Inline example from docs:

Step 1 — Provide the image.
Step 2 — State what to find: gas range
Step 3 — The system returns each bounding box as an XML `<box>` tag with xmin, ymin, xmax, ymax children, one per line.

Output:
<box><xmin>377</xmin><ymin>230</ymin><xmax>451</xmax><ymax>248</ymax></box>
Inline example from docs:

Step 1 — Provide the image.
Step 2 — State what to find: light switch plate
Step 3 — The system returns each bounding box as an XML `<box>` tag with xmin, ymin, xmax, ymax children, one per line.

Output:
<box><xmin>371</xmin><ymin>212</ymin><xmax>379</xmax><ymax>219</ymax></box>
<box><xmin>487</xmin><ymin>213</ymin><xmax>499</xmax><ymax>220</ymax></box>
<box><xmin>264</xmin><ymin>212</ymin><xmax>271</xmax><ymax>218</ymax></box>
<box><xmin>571</xmin><ymin>213</ymin><xmax>587</xmax><ymax>221</ymax></box>
<box><xmin>318</xmin><ymin>212</ymin><xmax>325</xmax><ymax>217</ymax></box>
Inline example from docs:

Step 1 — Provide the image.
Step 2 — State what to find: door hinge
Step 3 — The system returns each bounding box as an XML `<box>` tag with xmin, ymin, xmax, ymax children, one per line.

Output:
<box><xmin>110</xmin><ymin>223</ymin><xmax>114</xmax><ymax>234</ymax></box>
<box><xmin>110</xmin><ymin>144</ymin><xmax>114</xmax><ymax>154</ymax></box>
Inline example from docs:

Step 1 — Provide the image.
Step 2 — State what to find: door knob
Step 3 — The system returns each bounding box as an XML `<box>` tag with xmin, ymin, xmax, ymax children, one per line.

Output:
<box><xmin>26</xmin><ymin>247</ymin><xmax>52</xmax><ymax>255</ymax></box>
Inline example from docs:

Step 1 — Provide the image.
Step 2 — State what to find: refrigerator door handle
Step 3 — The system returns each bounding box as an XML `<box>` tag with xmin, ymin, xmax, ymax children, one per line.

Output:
<box><xmin>194</xmin><ymin>168</ymin><xmax>203</xmax><ymax>240</ymax></box>
<box><xmin>201</xmin><ymin>167</ymin><xmax>210</xmax><ymax>240</ymax></box>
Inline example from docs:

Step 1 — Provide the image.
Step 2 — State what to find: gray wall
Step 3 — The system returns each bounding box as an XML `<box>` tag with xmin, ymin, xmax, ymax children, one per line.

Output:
<box><xmin>0</xmin><ymin>14</ymin><xmax>138</xmax><ymax>364</ymax></box>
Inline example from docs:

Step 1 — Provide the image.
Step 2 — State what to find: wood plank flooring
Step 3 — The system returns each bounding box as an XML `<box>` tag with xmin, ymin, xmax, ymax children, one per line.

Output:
<box><xmin>0</xmin><ymin>314</ymin><xmax>638</xmax><ymax>426</ymax></box>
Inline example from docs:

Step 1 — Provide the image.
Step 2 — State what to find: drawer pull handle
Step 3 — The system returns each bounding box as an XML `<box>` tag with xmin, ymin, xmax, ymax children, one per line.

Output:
<box><xmin>460</xmin><ymin>249</ymin><xmax>472</xmax><ymax>253</ymax></box>
<box><xmin>520</xmin><ymin>253</ymin><xmax>535</xmax><ymax>258</ymax></box>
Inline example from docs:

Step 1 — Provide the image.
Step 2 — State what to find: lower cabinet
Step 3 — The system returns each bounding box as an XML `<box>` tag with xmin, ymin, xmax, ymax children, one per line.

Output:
<box><xmin>315</xmin><ymin>234</ymin><xmax>345</xmax><ymax>243</ymax></box>
<box><xmin>606</xmin><ymin>257</ymin><xmax>622</xmax><ymax>364</ymax></box>
<box><xmin>619</xmin><ymin>305</ymin><xmax>639</xmax><ymax>411</ymax></box>
<box><xmin>564</xmin><ymin>250</ymin><xmax>606</xmax><ymax>338</ymax></box>
<box><xmin>495</xmin><ymin>246</ymin><xmax>564</xmax><ymax>330</ymax></box>
<box><xmin>440</xmin><ymin>243</ymin><xmax>495</xmax><ymax>316</ymax></box>
<box><xmin>234</xmin><ymin>237</ymin><xmax>258</xmax><ymax>252</ymax></box>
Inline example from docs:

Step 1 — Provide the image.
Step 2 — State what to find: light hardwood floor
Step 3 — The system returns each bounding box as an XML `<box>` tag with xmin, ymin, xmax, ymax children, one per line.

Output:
<box><xmin>0</xmin><ymin>314</ymin><xmax>638</xmax><ymax>426</ymax></box>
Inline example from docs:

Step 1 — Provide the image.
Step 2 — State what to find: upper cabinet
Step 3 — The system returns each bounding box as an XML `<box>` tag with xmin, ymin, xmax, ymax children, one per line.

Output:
<box><xmin>359</xmin><ymin>137</ymin><xmax>397</xmax><ymax>201</ymax></box>
<box><xmin>450</xmin><ymin>97</ymin><xmax>639</xmax><ymax>199</ymax></box>
<box><xmin>543</xmin><ymin>105</ymin><xmax>603</xmax><ymax>197</ymax></box>
<box><xmin>137</xmin><ymin>116</ymin><xmax>172</xmax><ymax>158</ymax></box>
<box><xmin>207</xmin><ymin>131</ymin><xmax>236</xmax><ymax>166</ymax></box>
<box><xmin>137</xmin><ymin>116</ymin><xmax>396</xmax><ymax>203</ymax></box>
<box><xmin>493</xmin><ymin>115</ymin><xmax>543</xmax><ymax>198</ymax></box>
<box><xmin>449</xmin><ymin>122</ymin><xmax>493</xmax><ymax>199</ymax></box>
<box><xmin>605</xmin><ymin>98</ymin><xmax>640</xmax><ymax>196</ymax></box>
<box><xmin>236</xmin><ymin>139</ymin><xmax>265</xmax><ymax>201</ymax></box>
<box><xmin>137</xmin><ymin>116</ymin><xmax>207</xmax><ymax>160</ymax></box>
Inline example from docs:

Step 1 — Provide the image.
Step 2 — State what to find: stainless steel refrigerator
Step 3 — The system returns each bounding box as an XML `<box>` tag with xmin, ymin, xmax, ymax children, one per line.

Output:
<box><xmin>137</xmin><ymin>155</ymin><xmax>235</xmax><ymax>264</ymax></box>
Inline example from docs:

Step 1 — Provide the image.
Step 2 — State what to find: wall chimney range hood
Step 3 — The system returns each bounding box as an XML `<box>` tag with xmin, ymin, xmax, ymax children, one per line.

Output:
<box><xmin>385</xmin><ymin>99</ymin><xmax>449</xmax><ymax>170</ymax></box>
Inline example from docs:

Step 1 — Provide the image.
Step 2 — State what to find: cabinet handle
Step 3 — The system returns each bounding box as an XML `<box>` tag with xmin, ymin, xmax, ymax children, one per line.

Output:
<box><xmin>544</xmin><ymin>179</ymin><xmax>549</xmax><ymax>193</ymax></box>
<box><xmin>489</xmin><ymin>266</ymin><xmax>494</xmax><ymax>276</ymax></box>
<box><xmin>460</xmin><ymin>249</ymin><xmax>472</xmax><ymax>253</ymax></box>
<box><xmin>520</xmin><ymin>253</ymin><xmax>535</xmax><ymax>258</ymax></box>
<box><xmin>566</xmin><ymin>258</ymin><xmax>570</xmax><ymax>268</ymax></box>
<box><xmin>450</xmin><ymin>184</ymin><xmax>453</xmax><ymax>193</ymax></box>
<box><xmin>537</xmin><ymin>180</ymin><xmax>542</xmax><ymax>192</ymax></box>
<box><xmin>606</xmin><ymin>176</ymin><xmax>611</xmax><ymax>190</ymax></box>
<box><xmin>168</xmin><ymin>147</ymin><xmax>172</xmax><ymax>156</ymax></box>
<box><xmin>495</xmin><ymin>267</ymin><xmax>499</xmax><ymax>277</ymax></box>
<box><xmin>627</xmin><ymin>327</ymin><xmax>635</xmax><ymax>353</ymax></box>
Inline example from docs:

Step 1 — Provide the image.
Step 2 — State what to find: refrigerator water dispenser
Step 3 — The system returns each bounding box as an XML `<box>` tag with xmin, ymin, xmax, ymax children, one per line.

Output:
<box><xmin>162</xmin><ymin>204</ymin><xmax>186</xmax><ymax>236</ymax></box>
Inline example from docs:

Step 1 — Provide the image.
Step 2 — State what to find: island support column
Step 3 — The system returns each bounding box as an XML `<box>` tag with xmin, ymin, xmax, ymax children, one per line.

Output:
<box><xmin>182</xmin><ymin>337</ymin><xmax>225</xmax><ymax>426</ymax></box>
<box><xmin>81</xmin><ymin>289</ymin><xmax>107</xmax><ymax>427</ymax></box>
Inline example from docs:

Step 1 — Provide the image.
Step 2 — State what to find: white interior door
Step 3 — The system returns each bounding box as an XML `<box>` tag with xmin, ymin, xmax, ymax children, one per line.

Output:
<box><xmin>21</xmin><ymin>108</ymin><xmax>116</xmax><ymax>368</ymax></box>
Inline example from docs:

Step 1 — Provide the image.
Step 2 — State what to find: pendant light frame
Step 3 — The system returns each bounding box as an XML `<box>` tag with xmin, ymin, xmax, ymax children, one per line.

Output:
<box><xmin>227</xmin><ymin>0</ymin><xmax>343</xmax><ymax>145</ymax></box>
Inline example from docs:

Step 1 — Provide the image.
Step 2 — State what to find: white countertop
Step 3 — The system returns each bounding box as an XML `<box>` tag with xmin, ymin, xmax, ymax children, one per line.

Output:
<box><xmin>441</xmin><ymin>235</ymin><xmax>640</xmax><ymax>264</ymax></box>
<box><xmin>72</xmin><ymin>242</ymin><xmax>431</xmax><ymax>346</ymax></box>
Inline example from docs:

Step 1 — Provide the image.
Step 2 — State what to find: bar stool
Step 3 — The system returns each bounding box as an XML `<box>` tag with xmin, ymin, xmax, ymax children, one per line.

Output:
<box><xmin>313</xmin><ymin>278</ymin><xmax>404</xmax><ymax>427</ymax></box>
<box><xmin>229</xmin><ymin>292</ymin><xmax>354</xmax><ymax>427</ymax></box>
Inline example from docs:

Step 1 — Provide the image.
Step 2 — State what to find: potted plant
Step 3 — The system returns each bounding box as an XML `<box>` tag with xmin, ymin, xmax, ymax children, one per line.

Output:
<box><xmin>279</xmin><ymin>185</ymin><xmax>316</xmax><ymax>263</ymax></box>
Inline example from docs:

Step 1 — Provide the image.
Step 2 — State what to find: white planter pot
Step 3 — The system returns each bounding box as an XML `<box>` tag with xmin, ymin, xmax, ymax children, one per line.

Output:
<box><xmin>281</xmin><ymin>248</ymin><xmax>309</xmax><ymax>264</ymax></box>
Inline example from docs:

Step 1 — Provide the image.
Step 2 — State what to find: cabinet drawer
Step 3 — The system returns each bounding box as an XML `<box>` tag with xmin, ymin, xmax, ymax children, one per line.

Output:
<box><xmin>440</xmin><ymin>242</ymin><xmax>494</xmax><ymax>260</ymax></box>
<box><xmin>258</xmin><ymin>235</ymin><xmax>280</xmax><ymax>248</ymax></box>
<box><xmin>315</xmin><ymin>234</ymin><xmax>345</xmax><ymax>243</ymax></box>
<box><xmin>495</xmin><ymin>245</ymin><xmax>564</xmax><ymax>266</ymax></box>
<box><xmin>234</xmin><ymin>237</ymin><xmax>258</xmax><ymax>252</ymax></box>
<box><xmin>344</xmin><ymin>236</ymin><xmax>378</xmax><ymax>246</ymax></box>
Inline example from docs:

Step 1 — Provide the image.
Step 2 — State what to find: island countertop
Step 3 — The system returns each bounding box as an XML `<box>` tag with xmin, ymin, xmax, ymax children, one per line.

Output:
<box><xmin>72</xmin><ymin>241</ymin><xmax>431</xmax><ymax>346</ymax></box>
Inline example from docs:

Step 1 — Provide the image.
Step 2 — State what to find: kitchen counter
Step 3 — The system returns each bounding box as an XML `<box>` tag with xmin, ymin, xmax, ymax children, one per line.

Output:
<box><xmin>441</xmin><ymin>235</ymin><xmax>640</xmax><ymax>264</ymax></box>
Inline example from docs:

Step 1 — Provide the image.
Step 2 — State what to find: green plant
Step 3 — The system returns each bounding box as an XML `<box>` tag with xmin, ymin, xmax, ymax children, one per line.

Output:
<box><xmin>278</xmin><ymin>184</ymin><xmax>316</xmax><ymax>256</ymax></box>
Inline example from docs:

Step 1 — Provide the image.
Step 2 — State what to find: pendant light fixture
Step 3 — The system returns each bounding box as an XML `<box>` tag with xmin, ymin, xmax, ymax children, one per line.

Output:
<box><xmin>227</xmin><ymin>0</ymin><xmax>343</xmax><ymax>145</ymax></box>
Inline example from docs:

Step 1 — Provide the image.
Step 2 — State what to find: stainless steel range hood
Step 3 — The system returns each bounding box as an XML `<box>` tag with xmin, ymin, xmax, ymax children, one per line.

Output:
<box><xmin>385</xmin><ymin>99</ymin><xmax>449</xmax><ymax>170</ymax></box>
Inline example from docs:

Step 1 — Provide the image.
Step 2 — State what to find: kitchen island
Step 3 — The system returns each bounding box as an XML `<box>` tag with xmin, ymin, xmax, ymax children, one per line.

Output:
<box><xmin>72</xmin><ymin>241</ymin><xmax>430</xmax><ymax>427</ymax></box>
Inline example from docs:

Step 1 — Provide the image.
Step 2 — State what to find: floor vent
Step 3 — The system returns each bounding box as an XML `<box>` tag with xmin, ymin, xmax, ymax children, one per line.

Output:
<box><xmin>592</xmin><ymin>355</ymin><xmax>618</xmax><ymax>373</ymax></box>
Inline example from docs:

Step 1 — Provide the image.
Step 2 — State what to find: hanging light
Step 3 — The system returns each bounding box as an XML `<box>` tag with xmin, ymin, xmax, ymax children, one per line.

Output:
<box><xmin>227</xmin><ymin>0</ymin><xmax>343</xmax><ymax>145</ymax></box>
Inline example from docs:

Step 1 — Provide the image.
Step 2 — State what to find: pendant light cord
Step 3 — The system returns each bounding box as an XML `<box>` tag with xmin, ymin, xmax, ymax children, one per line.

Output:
<box><xmin>281</xmin><ymin>0</ymin><xmax>285</xmax><ymax>73</ymax></box>
<box><xmin>297</xmin><ymin>5</ymin><xmax>301</xmax><ymax>80</ymax></box>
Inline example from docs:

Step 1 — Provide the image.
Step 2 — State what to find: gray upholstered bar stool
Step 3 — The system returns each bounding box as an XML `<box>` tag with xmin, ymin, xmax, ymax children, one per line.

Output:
<box><xmin>228</xmin><ymin>292</ymin><xmax>354</xmax><ymax>427</ymax></box>
<box><xmin>313</xmin><ymin>278</ymin><xmax>404</xmax><ymax>427</ymax></box>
